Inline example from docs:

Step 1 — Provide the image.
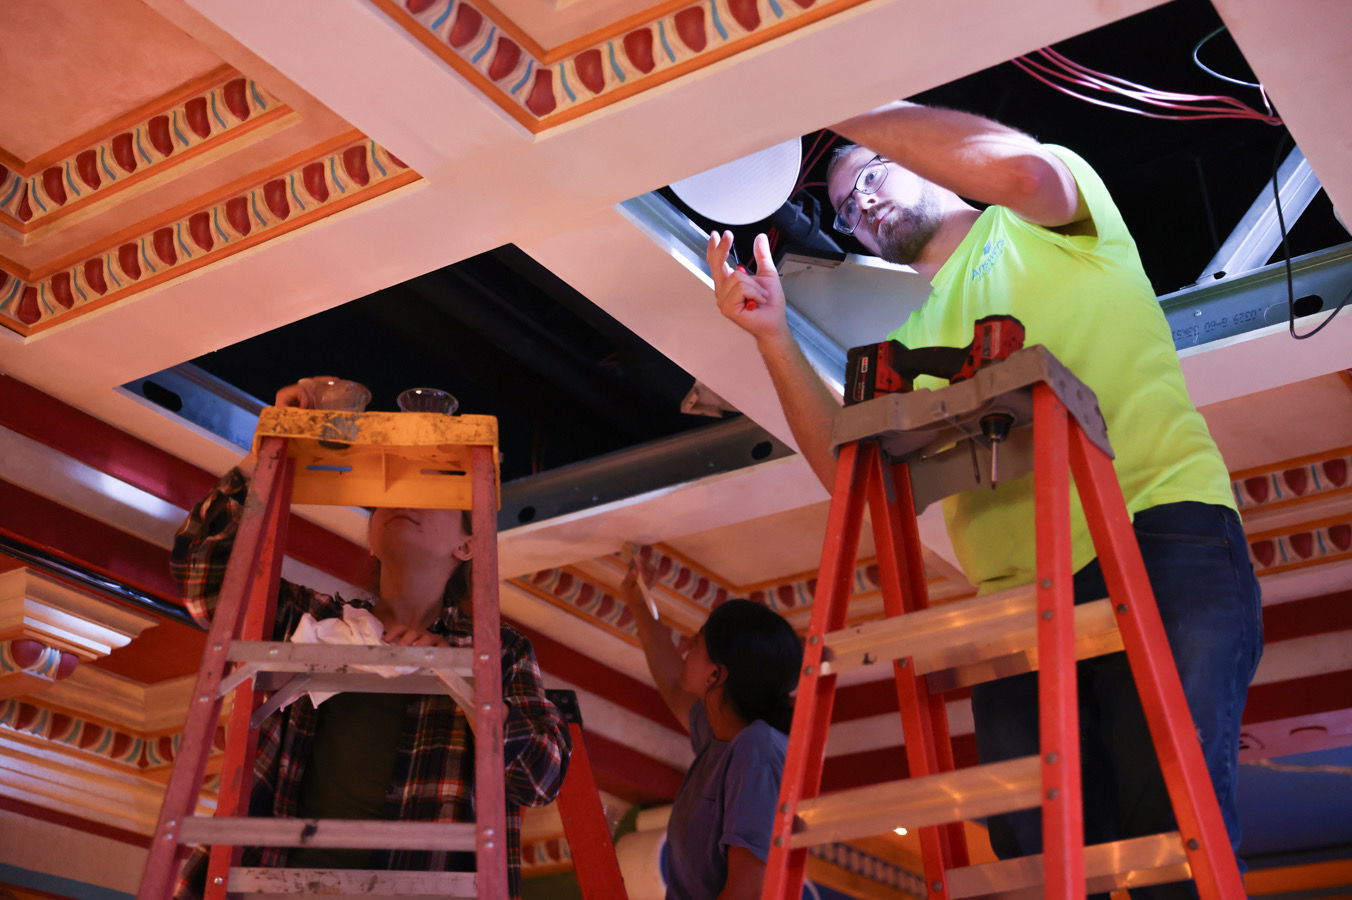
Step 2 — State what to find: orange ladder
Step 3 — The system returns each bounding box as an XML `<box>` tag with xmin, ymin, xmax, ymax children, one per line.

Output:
<box><xmin>763</xmin><ymin>346</ymin><xmax>1245</xmax><ymax>899</ymax></box>
<box><xmin>136</xmin><ymin>407</ymin><xmax>626</xmax><ymax>900</ymax></box>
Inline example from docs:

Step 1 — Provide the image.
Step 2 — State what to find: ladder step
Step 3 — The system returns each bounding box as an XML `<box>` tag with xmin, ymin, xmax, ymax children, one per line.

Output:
<box><xmin>820</xmin><ymin>588</ymin><xmax>1120</xmax><ymax>680</ymax></box>
<box><xmin>947</xmin><ymin>831</ymin><xmax>1189</xmax><ymax>898</ymax></box>
<box><xmin>229</xmin><ymin>641</ymin><xmax>474</xmax><ymax>673</ymax></box>
<box><xmin>229</xmin><ymin>867</ymin><xmax>476</xmax><ymax>898</ymax></box>
<box><xmin>251</xmin><ymin>672</ymin><xmax>473</xmax><ymax>696</ymax></box>
<box><xmin>791</xmin><ymin>756</ymin><xmax>1041</xmax><ymax>848</ymax></box>
<box><xmin>220</xmin><ymin>642</ymin><xmax>478</xmax><ymax>706</ymax></box>
<box><xmin>179</xmin><ymin>818</ymin><xmax>477</xmax><ymax>852</ymax></box>
<box><xmin>924</xmin><ymin>624</ymin><xmax>1123</xmax><ymax>694</ymax></box>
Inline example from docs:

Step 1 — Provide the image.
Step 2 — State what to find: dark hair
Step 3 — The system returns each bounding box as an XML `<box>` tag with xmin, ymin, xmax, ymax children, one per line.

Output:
<box><xmin>440</xmin><ymin>508</ymin><xmax>474</xmax><ymax>610</ymax></box>
<box><xmin>702</xmin><ymin>599</ymin><xmax>803</xmax><ymax>734</ymax></box>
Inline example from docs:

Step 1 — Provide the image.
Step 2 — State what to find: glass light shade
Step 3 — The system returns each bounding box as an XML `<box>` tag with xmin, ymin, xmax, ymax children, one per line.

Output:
<box><xmin>397</xmin><ymin>387</ymin><xmax>459</xmax><ymax>415</ymax></box>
<box><xmin>308</xmin><ymin>377</ymin><xmax>371</xmax><ymax>412</ymax></box>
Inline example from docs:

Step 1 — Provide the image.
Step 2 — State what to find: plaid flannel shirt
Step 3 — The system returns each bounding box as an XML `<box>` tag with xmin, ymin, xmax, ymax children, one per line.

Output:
<box><xmin>170</xmin><ymin>468</ymin><xmax>570</xmax><ymax>900</ymax></box>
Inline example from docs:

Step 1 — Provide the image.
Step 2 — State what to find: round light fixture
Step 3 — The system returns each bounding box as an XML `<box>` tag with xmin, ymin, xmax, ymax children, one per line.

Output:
<box><xmin>669</xmin><ymin>139</ymin><xmax>802</xmax><ymax>225</ymax></box>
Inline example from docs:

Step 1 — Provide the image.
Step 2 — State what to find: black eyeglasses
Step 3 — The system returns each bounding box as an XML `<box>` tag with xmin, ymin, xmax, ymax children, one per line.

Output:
<box><xmin>832</xmin><ymin>154</ymin><xmax>889</xmax><ymax>235</ymax></box>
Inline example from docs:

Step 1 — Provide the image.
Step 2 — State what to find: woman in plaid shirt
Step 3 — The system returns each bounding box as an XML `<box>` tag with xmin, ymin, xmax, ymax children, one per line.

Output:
<box><xmin>171</xmin><ymin>381</ymin><xmax>570</xmax><ymax>900</ymax></box>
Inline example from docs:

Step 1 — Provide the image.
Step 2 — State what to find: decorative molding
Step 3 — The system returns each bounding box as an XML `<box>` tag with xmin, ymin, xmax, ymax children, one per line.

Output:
<box><xmin>0</xmin><ymin>694</ymin><xmax>224</xmax><ymax>773</ymax></box>
<box><xmin>0</xmin><ymin>661</ymin><xmax>214</xmax><ymax>779</ymax></box>
<box><xmin>370</xmin><ymin>0</ymin><xmax>872</xmax><ymax>132</ymax></box>
<box><xmin>807</xmin><ymin>843</ymin><xmax>926</xmax><ymax>899</ymax></box>
<box><xmin>38</xmin><ymin>666</ymin><xmax>194</xmax><ymax>736</ymax></box>
<box><xmin>510</xmin><ymin>544</ymin><xmax>964</xmax><ymax>644</ymax></box>
<box><xmin>1248</xmin><ymin>515</ymin><xmax>1352</xmax><ymax>576</ymax></box>
<box><xmin>650</xmin><ymin>545</ymin><xmax>955</xmax><ymax>614</ymax></box>
<box><xmin>0</xmin><ymin>138</ymin><xmax>419</xmax><ymax>336</ymax></box>
<box><xmin>0</xmin><ymin>729</ymin><xmax>213</xmax><ymax>836</ymax></box>
<box><xmin>643</xmin><ymin>544</ymin><xmax>735</xmax><ymax>610</ymax></box>
<box><xmin>1229</xmin><ymin>448</ymin><xmax>1352</xmax><ymax>575</ymax></box>
<box><xmin>0</xmin><ymin>568</ymin><xmax>158</xmax><ymax>660</ymax></box>
<box><xmin>0</xmin><ymin>74</ymin><xmax>286</xmax><ymax>233</ymax></box>
<box><xmin>1233</xmin><ymin>446</ymin><xmax>1352</xmax><ymax>514</ymax></box>
<box><xmin>1</xmin><ymin>698</ymin><xmax>153</xmax><ymax>769</ymax></box>
<box><xmin>521</xmin><ymin>834</ymin><xmax>573</xmax><ymax>875</ymax></box>
<box><xmin>514</xmin><ymin>567</ymin><xmax>639</xmax><ymax>643</ymax></box>
<box><xmin>0</xmin><ymin>640</ymin><xmax>76</xmax><ymax>699</ymax></box>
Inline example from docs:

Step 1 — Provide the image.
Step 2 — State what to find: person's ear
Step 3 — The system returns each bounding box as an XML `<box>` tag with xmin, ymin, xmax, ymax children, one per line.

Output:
<box><xmin>452</xmin><ymin>536</ymin><xmax>473</xmax><ymax>563</ymax></box>
<box><xmin>708</xmin><ymin>664</ymin><xmax>726</xmax><ymax>691</ymax></box>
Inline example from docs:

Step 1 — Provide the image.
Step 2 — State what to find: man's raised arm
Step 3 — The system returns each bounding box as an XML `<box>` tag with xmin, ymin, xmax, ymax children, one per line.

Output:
<box><xmin>832</xmin><ymin>101</ymin><xmax>1087</xmax><ymax>227</ymax></box>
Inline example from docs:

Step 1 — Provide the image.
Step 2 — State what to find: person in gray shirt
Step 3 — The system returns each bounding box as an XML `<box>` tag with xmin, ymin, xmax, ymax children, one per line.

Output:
<box><xmin>621</xmin><ymin>556</ymin><xmax>803</xmax><ymax>899</ymax></box>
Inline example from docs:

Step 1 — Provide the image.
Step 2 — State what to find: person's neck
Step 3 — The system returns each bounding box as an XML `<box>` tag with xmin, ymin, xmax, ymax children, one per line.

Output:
<box><xmin>705</xmin><ymin>688</ymin><xmax>750</xmax><ymax>741</ymax></box>
<box><xmin>374</xmin><ymin>564</ymin><xmax>452</xmax><ymax>631</ymax></box>
<box><xmin>910</xmin><ymin>206</ymin><xmax>982</xmax><ymax>283</ymax></box>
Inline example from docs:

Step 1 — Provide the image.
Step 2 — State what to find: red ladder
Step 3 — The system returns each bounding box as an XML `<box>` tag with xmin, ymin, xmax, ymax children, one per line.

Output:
<box><xmin>762</xmin><ymin>346</ymin><xmax>1245</xmax><ymax>900</ymax></box>
<box><xmin>547</xmin><ymin>689</ymin><xmax>630</xmax><ymax>899</ymax></box>
<box><xmin>136</xmin><ymin>408</ymin><xmax>626</xmax><ymax>900</ymax></box>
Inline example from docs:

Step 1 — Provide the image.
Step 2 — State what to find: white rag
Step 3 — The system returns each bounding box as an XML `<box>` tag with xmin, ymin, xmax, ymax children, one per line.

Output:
<box><xmin>287</xmin><ymin>606</ymin><xmax>418</xmax><ymax>708</ymax></box>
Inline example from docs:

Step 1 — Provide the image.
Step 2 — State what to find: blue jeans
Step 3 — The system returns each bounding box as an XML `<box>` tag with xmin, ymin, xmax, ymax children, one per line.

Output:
<box><xmin>970</xmin><ymin>502</ymin><xmax>1263</xmax><ymax>899</ymax></box>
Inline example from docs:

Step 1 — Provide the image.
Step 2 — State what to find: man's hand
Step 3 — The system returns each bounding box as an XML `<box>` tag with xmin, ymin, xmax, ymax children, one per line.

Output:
<box><xmin>707</xmin><ymin>231</ymin><xmax>840</xmax><ymax>490</ymax></box>
<box><xmin>708</xmin><ymin>231</ymin><xmax>790</xmax><ymax>343</ymax></box>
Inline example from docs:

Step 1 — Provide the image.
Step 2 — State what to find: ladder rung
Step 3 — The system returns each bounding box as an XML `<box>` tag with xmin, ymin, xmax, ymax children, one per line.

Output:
<box><xmin>220</xmin><ymin>642</ymin><xmax>476</xmax><ymax>698</ymax></box>
<box><xmin>252</xmin><ymin>672</ymin><xmax>473</xmax><ymax>696</ymax></box>
<box><xmin>229</xmin><ymin>867</ymin><xmax>476</xmax><ymax>898</ymax></box>
<box><xmin>229</xmin><ymin>641</ymin><xmax>474</xmax><ymax>672</ymax></box>
<box><xmin>820</xmin><ymin>588</ymin><xmax>1119</xmax><ymax>679</ymax></box>
<box><xmin>926</xmin><ymin>627</ymin><xmax>1124</xmax><ymax>693</ymax></box>
<box><xmin>790</xmin><ymin>756</ymin><xmax>1041</xmax><ymax>848</ymax></box>
<box><xmin>947</xmin><ymin>831</ymin><xmax>1189</xmax><ymax>898</ymax></box>
<box><xmin>179</xmin><ymin>817</ymin><xmax>477</xmax><ymax>851</ymax></box>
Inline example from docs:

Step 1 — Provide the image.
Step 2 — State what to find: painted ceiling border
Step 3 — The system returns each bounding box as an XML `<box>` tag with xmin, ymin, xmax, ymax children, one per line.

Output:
<box><xmin>512</xmin><ymin>544</ymin><xmax>968</xmax><ymax>643</ymax></box>
<box><xmin>1248</xmin><ymin>513</ymin><xmax>1352</xmax><ymax>576</ymax></box>
<box><xmin>370</xmin><ymin>0</ymin><xmax>874</xmax><ymax>132</ymax></box>
<box><xmin>0</xmin><ymin>70</ymin><xmax>287</xmax><ymax>235</ymax></box>
<box><xmin>0</xmin><ymin>698</ymin><xmax>210</xmax><ymax>774</ymax></box>
<box><xmin>0</xmin><ymin>136</ymin><xmax>418</xmax><ymax>336</ymax></box>
<box><xmin>0</xmin><ymin>64</ymin><xmax>237</xmax><ymax>173</ymax></box>
<box><xmin>1232</xmin><ymin>445</ymin><xmax>1352</xmax><ymax>514</ymax></box>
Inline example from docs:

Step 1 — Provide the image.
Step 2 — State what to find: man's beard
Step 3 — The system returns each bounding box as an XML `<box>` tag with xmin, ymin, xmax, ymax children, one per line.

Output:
<box><xmin>871</xmin><ymin>186</ymin><xmax>941</xmax><ymax>265</ymax></box>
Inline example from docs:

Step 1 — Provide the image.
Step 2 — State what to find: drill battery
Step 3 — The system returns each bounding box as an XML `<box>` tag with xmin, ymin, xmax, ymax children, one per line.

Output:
<box><xmin>844</xmin><ymin>314</ymin><xmax>1026</xmax><ymax>405</ymax></box>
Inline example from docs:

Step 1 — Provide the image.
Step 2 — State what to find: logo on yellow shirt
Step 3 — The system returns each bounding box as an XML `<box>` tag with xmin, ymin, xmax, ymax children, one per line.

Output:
<box><xmin>971</xmin><ymin>238</ymin><xmax>1008</xmax><ymax>282</ymax></box>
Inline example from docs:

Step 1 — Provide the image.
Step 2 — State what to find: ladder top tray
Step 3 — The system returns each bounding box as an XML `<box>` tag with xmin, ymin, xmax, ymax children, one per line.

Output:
<box><xmin>252</xmin><ymin>408</ymin><xmax>500</xmax><ymax>510</ymax></box>
<box><xmin>830</xmin><ymin>345</ymin><xmax>1112</xmax><ymax>465</ymax></box>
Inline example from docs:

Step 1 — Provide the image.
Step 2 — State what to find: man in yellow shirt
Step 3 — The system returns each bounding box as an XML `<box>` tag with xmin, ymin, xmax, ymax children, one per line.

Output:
<box><xmin>708</xmin><ymin>101</ymin><xmax>1262</xmax><ymax>898</ymax></box>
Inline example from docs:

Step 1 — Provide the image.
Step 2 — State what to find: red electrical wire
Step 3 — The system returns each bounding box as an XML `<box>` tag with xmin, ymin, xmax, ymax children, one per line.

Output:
<box><xmin>793</xmin><ymin>132</ymin><xmax>840</xmax><ymax>197</ymax></box>
<box><xmin>1014</xmin><ymin>59</ymin><xmax>1266</xmax><ymax>122</ymax></box>
<box><xmin>1012</xmin><ymin>47</ymin><xmax>1281</xmax><ymax>125</ymax></box>
<box><xmin>1040</xmin><ymin>48</ymin><xmax>1258</xmax><ymax>110</ymax></box>
<box><xmin>1021</xmin><ymin>52</ymin><xmax>1279</xmax><ymax>121</ymax></box>
<box><xmin>801</xmin><ymin>131</ymin><xmax>828</xmax><ymax>174</ymax></box>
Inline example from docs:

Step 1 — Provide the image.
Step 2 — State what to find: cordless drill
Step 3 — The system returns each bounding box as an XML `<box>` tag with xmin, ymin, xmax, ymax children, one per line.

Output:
<box><xmin>843</xmin><ymin>314</ymin><xmax>1026</xmax><ymax>485</ymax></box>
<box><xmin>844</xmin><ymin>314</ymin><xmax>1026</xmax><ymax>403</ymax></box>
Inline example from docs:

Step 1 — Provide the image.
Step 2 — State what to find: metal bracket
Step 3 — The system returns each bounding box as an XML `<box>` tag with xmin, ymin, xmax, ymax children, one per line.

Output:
<box><xmin>1199</xmin><ymin>146</ymin><xmax>1321</xmax><ymax>282</ymax></box>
